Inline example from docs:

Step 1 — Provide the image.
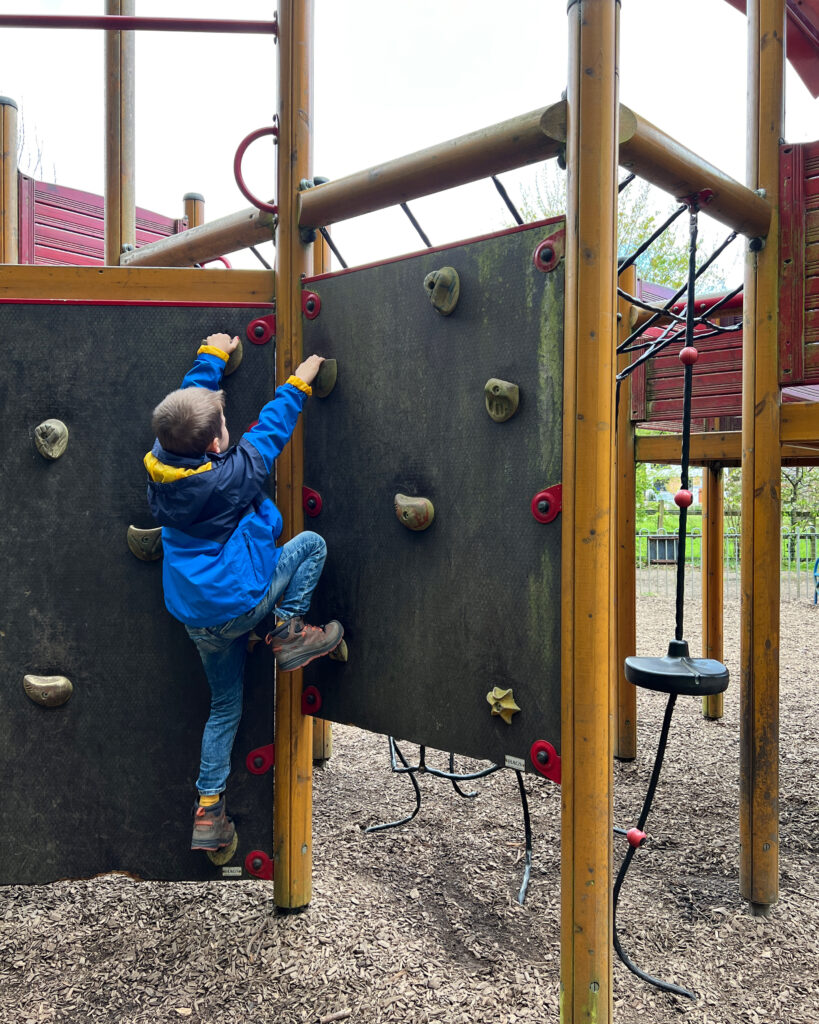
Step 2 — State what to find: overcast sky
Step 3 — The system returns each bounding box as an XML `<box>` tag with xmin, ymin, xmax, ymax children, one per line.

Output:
<box><xmin>1</xmin><ymin>1</ymin><xmax>817</xmax><ymax>272</ymax></box>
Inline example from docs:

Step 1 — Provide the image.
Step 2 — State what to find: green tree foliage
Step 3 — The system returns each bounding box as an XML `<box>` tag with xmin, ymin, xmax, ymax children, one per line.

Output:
<box><xmin>519</xmin><ymin>165</ymin><xmax>729</xmax><ymax>292</ymax></box>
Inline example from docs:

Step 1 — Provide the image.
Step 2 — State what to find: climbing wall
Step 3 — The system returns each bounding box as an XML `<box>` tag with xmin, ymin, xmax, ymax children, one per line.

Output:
<box><xmin>302</xmin><ymin>218</ymin><xmax>565</xmax><ymax>772</ymax></box>
<box><xmin>0</xmin><ymin>301</ymin><xmax>278</xmax><ymax>884</ymax></box>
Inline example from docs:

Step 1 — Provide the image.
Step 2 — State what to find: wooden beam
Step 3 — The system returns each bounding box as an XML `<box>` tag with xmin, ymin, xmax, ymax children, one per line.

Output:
<box><xmin>0</xmin><ymin>265</ymin><xmax>274</xmax><ymax>303</ymax></box>
<box><xmin>615</xmin><ymin>268</ymin><xmax>637</xmax><ymax>761</ymax></box>
<box><xmin>702</xmin><ymin>465</ymin><xmax>725</xmax><ymax>720</ymax></box>
<box><xmin>635</xmin><ymin>431</ymin><xmax>742</xmax><ymax>464</ymax></box>
<box><xmin>741</xmin><ymin>0</ymin><xmax>783</xmax><ymax>915</ymax></box>
<box><xmin>560</xmin><ymin>3</ymin><xmax>617</xmax><ymax>1021</ymax></box>
<box><xmin>0</xmin><ymin>96</ymin><xmax>18</xmax><ymax>264</ymax></box>
<box><xmin>120</xmin><ymin>206</ymin><xmax>276</xmax><ymax>267</ymax></box>
<box><xmin>779</xmin><ymin>401</ymin><xmax>819</xmax><ymax>443</ymax></box>
<box><xmin>273</xmin><ymin>0</ymin><xmax>314</xmax><ymax>912</ymax></box>
<box><xmin>104</xmin><ymin>0</ymin><xmax>135</xmax><ymax>265</ymax></box>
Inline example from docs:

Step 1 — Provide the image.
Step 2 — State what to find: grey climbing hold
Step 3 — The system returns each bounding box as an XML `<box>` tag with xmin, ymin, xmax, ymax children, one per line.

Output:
<box><xmin>23</xmin><ymin>674</ymin><xmax>73</xmax><ymax>708</ymax></box>
<box><xmin>127</xmin><ymin>524</ymin><xmax>163</xmax><ymax>561</ymax></box>
<box><xmin>34</xmin><ymin>419</ymin><xmax>69</xmax><ymax>460</ymax></box>
<box><xmin>394</xmin><ymin>493</ymin><xmax>435</xmax><ymax>531</ymax></box>
<box><xmin>423</xmin><ymin>266</ymin><xmax>460</xmax><ymax>316</ymax></box>
<box><xmin>484</xmin><ymin>379</ymin><xmax>520</xmax><ymax>422</ymax></box>
<box><xmin>224</xmin><ymin>339</ymin><xmax>244</xmax><ymax>376</ymax></box>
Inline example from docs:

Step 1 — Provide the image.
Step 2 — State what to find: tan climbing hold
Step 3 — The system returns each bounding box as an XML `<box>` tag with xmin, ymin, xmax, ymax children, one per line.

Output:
<box><xmin>314</xmin><ymin>358</ymin><xmax>337</xmax><ymax>398</ymax></box>
<box><xmin>34</xmin><ymin>419</ymin><xmax>69</xmax><ymax>460</ymax></box>
<box><xmin>423</xmin><ymin>266</ymin><xmax>460</xmax><ymax>316</ymax></box>
<box><xmin>127</xmin><ymin>524</ymin><xmax>163</xmax><ymax>561</ymax></box>
<box><xmin>394</xmin><ymin>493</ymin><xmax>435</xmax><ymax>531</ymax></box>
<box><xmin>486</xmin><ymin>686</ymin><xmax>521</xmax><ymax>725</ymax></box>
<box><xmin>484</xmin><ymin>379</ymin><xmax>520</xmax><ymax>422</ymax></box>
<box><xmin>23</xmin><ymin>674</ymin><xmax>73</xmax><ymax>708</ymax></box>
<box><xmin>329</xmin><ymin>638</ymin><xmax>348</xmax><ymax>662</ymax></box>
<box><xmin>224</xmin><ymin>339</ymin><xmax>243</xmax><ymax>376</ymax></box>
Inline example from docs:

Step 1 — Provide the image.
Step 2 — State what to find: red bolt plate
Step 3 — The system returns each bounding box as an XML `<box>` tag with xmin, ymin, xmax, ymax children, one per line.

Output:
<box><xmin>301</xmin><ymin>685</ymin><xmax>322</xmax><ymax>716</ymax></box>
<box><xmin>302</xmin><ymin>290</ymin><xmax>321</xmax><ymax>319</ymax></box>
<box><xmin>245</xmin><ymin>850</ymin><xmax>274</xmax><ymax>880</ymax></box>
<box><xmin>245</xmin><ymin>744</ymin><xmax>275</xmax><ymax>776</ymax></box>
<box><xmin>533</xmin><ymin>228</ymin><xmax>565</xmax><ymax>273</ymax></box>
<box><xmin>531</xmin><ymin>483</ymin><xmax>562</xmax><ymax>524</ymax></box>
<box><xmin>530</xmin><ymin>739</ymin><xmax>562</xmax><ymax>785</ymax></box>
<box><xmin>246</xmin><ymin>314</ymin><xmax>276</xmax><ymax>345</ymax></box>
<box><xmin>303</xmin><ymin>486</ymin><xmax>322</xmax><ymax>517</ymax></box>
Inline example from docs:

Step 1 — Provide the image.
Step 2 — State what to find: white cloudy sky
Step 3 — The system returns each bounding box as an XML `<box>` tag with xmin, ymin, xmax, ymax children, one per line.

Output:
<box><xmin>0</xmin><ymin>0</ymin><xmax>817</xmax><ymax>271</ymax></box>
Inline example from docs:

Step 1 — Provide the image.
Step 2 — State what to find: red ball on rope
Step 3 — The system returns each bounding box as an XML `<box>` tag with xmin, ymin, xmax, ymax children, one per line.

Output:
<box><xmin>679</xmin><ymin>346</ymin><xmax>699</xmax><ymax>365</ymax></box>
<box><xmin>674</xmin><ymin>489</ymin><xmax>693</xmax><ymax>508</ymax></box>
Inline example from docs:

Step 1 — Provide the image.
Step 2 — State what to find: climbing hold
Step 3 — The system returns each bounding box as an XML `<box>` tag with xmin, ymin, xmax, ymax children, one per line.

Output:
<box><xmin>423</xmin><ymin>266</ymin><xmax>460</xmax><ymax>315</ymax></box>
<box><xmin>224</xmin><ymin>338</ymin><xmax>243</xmax><ymax>375</ymax></box>
<box><xmin>484</xmin><ymin>379</ymin><xmax>520</xmax><ymax>422</ymax></box>
<box><xmin>486</xmin><ymin>686</ymin><xmax>521</xmax><ymax>725</ymax></box>
<box><xmin>207</xmin><ymin>830</ymin><xmax>239</xmax><ymax>867</ymax></box>
<box><xmin>313</xmin><ymin>358</ymin><xmax>337</xmax><ymax>398</ymax></box>
<box><xmin>394</xmin><ymin>493</ymin><xmax>435</xmax><ymax>531</ymax></box>
<box><xmin>34</xmin><ymin>419</ymin><xmax>69</xmax><ymax>460</ymax></box>
<box><xmin>23</xmin><ymin>674</ymin><xmax>73</xmax><ymax>708</ymax></box>
<box><xmin>127</xmin><ymin>524</ymin><xmax>163</xmax><ymax>561</ymax></box>
<box><xmin>329</xmin><ymin>638</ymin><xmax>348</xmax><ymax>662</ymax></box>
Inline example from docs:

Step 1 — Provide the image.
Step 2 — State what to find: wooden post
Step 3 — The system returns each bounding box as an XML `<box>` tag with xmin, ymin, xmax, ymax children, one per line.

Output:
<box><xmin>702</xmin><ymin>464</ymin><xmax>725</xmax><ymax>719</ymax></box>
<box><xmin>184</xmin><ymin>192</ymin><xmax>205</xmax><ymax>229</ymax></box>
<box><xmin>560</xmin><ymin>2</ymin><xmax>618</xmax><ymax>1021</ymax></box>
<box><xmin>0</xmin><ymin>96</ymin><xmax>18</xmax><ymax>264</ymax></box>
<box><xmin>311</xmin><ymin>229</ymin><xmax>333</xmax><ymax>765</ymax></box>
<box><xmin>615</xmin><ymin>265</ymin><xmax>637</xmax><ymax>760</ymax></box>
<box><xmin>740</xmin><ymin>0</ymin><xmax>782</xmax><ymax>914</ymax></box>
<box><xmin>104</xmin><ymin>0</ymin><xmax>135</xmax><ymax>265</ymax></box>
<box><xmin>273</xmin><ymin>0</ymin><xmax>314</xmax><ymax>911</ymax></box>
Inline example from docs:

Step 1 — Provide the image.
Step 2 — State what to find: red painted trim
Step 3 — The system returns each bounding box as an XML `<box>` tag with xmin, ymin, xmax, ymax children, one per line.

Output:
<box><xmin>304</xmin><ymin>216</ymin><xmax>565</xmax><ymax>283</ymax></box>
<box><xmin>0</xmin><ymin>298</ymin><xmax>274</xmax><ymax>309</ymax></box>
<box><xmin>0</xmin><ymin>15</ymin><xmax>276</xmax><ymax>34</ymax></box>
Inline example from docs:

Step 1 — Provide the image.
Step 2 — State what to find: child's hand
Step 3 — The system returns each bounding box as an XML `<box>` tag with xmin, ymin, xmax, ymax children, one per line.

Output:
<box><xmin>294</xmin><ymin>354</ymin><xmax>325</xmax><ymax>386</ymax></box>
<box><xmin>205</xmin><ymin>333</ymin><xmax>240</xmax><ymax>356</ymax></box>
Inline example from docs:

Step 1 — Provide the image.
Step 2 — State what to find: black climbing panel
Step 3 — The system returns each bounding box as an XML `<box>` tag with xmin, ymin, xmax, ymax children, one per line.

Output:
<box><xmin>0</xmin><ymin>301</ymin><xmax>277</xmax><ymax>884</ymax></box>
<box><xmin>302</xmin><ymin>218</ymin><xmax>565</xmax><ymax>769</ymax></box>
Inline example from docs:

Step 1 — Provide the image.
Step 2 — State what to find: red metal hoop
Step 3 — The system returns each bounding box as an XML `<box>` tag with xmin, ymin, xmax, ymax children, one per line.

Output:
<box><xmin>233</xmin><ymin>123</ymin><xmax>279</xmax><ymax>214</ymax></box>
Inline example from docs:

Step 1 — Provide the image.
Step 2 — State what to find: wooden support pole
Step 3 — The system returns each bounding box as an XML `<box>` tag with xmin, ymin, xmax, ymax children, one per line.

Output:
<box><xmin>183</xmin><ymin>192</ymin><xmax>205</xmax><ymax>229</ymax></box>
<box><xmin>702</xmin><ymin>464</ymin><xmax>725</xmax><ymax>719</ymax></box>
<box><xmin>0</xmin><ymin>96</ymin><xmax>18</xmax><ymax>264</ymax></box>
<box><xmin>273</xmin><ymin>0</ymin><xmax>314</xmax><ymax>912</ymax></box>
<box><xmin>104</xmin><ymin>0</ymin><xmax>135</xmax><ymax>266</ymax></box>
<box><xmin>560</xmin><ymin>3</ymin><xmax>618</xmax><ymax>1021</ymax></box>
<box><xmin>615</xmin><ymin>267</ymin><xmax>637</xmax><ymax>761</ymax></box>
<box><xmin>311</xmin><ymin>229</ymin><xmax>333</xmax><ymax>766</ymax></box>
<box><xmin>740</xmin><ymin>0</ymin><xmax>783</xmax><ymax>914</ymax></box>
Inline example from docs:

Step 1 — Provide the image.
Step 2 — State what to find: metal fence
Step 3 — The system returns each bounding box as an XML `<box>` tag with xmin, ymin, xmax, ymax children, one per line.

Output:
<box><xmin>635</xmin><ymin>526</ymin><xmax>819</xmax><ymax>602</ymax></box>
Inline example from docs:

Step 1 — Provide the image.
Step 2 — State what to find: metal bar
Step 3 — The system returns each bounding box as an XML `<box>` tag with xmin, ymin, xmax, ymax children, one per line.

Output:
<box><xmin>492</xmin><ymin>174</ymin><xmax>524</xmax><ymax>225</ymax></box>
<box><xmin>273</xmin><ymin>0</ymin><xmax>314</xmax><ymax>912</ymax></box>
<box><xmin>399</xmin><ymin>202</ymin><xmax>432</xmax><ymax>247</ymax></box>
<box><xmin>560</xmin><ymin>2</ymin><xmax>617</xmax><ymax>1020</ymax></box>
<box><xmin>0</xmin><ymin>15</ymin><xmax>277</xmax><ymax>33</ymax></box>
<box><xmin>740</xmin><ymin>0</ymin><xmax>783</xmax><ymax>915</ymax></box>
<box><xmin>104</xmin><ymin>0</ymin><xmax>135</xmax><ymax>266</ymax></box>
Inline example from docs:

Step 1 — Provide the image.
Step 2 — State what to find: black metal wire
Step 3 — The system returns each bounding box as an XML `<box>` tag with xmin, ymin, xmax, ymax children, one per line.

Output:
<box><xmin>491</xmin><ymin>175</ymin><xmax>524</xmax><ymax>225</ymax></box>
<box><xmin>515</xmin><ymin>771</ymin><xmax>533</xmax><ymax>905</ymax></box>
<box><xmin>618</xmin><ymin>172</ymin><xmax>636</xmax><ymax>193</ymax></box>
<box><xmin>318</xmin><ymin>226</ymin><xmax>348</xmax><ymax>269</ymax></box>
<box><xmin>248</xmin><ymin>244</ymin><xmax>272</xmax><ymax>269</ymax></box>
<box><xmin>448</xmin><ymin>751</ymin><xmax>478</xmax><ymax>799</ymax></box>
<box><xmin>400</xmin><ymin>202</ymin><xmax>432</xmax><ymax>247</ymax></box>
<box><xmin>365</xmin><ymin>738</ymin><xmax>422</xmax><ymax>833</ymax></box>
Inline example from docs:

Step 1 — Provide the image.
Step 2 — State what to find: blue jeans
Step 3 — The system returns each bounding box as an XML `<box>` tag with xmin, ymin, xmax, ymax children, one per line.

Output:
<box><xmin>185</xmin><ymin>530</ymin><xmax>327</xmax><ymax>795</ymax></box>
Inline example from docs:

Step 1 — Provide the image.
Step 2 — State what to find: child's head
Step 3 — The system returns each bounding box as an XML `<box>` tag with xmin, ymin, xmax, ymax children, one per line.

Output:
<box><xmin>152</xmin><ymin>387</ymin><xmax>226</xmax><ymax>457</ymax></box>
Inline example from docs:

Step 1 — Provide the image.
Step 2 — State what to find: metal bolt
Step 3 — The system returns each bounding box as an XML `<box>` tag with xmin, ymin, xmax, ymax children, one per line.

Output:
<box><xmin>254</xmin><ymin>324</ymin><xmax>265</xmax><ymax>338</ymax></box>
<box><xmin>536</xmin><ymin>749</ymin><xmax>549</xmax><ymax>765</ymax></box>
<box><xmin>253</xmin><ymin>756</ymin><xmax>264</xmax><ymax>769</ymax></box>
<box><xmin>538</xmin><ymin>500</ymin><xmax>550</xmax><ymax>516</ymax></box>
<box><xmin>539</xmin><ymin>246</ymin><xmax>554</xmax><ymax>264</ymax></box>
<box><xmin>252</xmin><ymin>857</ymin><xmax>263</xmax><ymax>870</ymax></box>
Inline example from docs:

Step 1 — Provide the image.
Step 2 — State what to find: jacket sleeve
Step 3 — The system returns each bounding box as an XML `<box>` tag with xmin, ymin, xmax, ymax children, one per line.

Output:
<box><xmin>179</xmin><ymin>344</ymin><xmax>230</xmax><ymax>392</ymax></box>
<box><xmin>241</xmin><ymin>378</ymin><xmax>311</xmax><ymax>473</ymax></box>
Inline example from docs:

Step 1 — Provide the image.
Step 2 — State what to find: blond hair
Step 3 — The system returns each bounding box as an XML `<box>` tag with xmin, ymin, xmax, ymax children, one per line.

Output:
<box><xmin>152</xmin><ymin>387</ymin><xmax>225</xmax><ymax>457</ymax></box>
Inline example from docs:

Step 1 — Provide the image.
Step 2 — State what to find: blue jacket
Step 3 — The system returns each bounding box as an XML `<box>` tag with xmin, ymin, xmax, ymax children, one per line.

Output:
<box><xmin>145</xmin><ymin>344</ymin><xmax>310</xmax><ymax>627</ymax></box>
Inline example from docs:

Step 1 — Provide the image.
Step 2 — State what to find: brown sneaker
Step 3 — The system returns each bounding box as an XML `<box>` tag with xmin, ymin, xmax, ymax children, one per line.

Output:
<box><xmin>266</xmin><ymin>616</ymin><xmax>344</xmax><ymax>672</ymax></box>
<box><xmin>191</xmin><ymin>797</ymin><xmax>235</xmax><ymax>852</ymax></box>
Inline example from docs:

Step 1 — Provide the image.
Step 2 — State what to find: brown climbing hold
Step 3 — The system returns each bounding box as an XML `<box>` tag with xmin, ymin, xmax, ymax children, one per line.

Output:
<box><xmin>23</xmin><ymin>674</ymin><xmax>73</xmax><ymax>708</ymax></box>
<box><xmin>127</xmin><ymin>524</ymin><xmax>163</xmax><ymax>561</ymax></box>
<box><xmin>224</xmin><ymin>338</ymin><xmax>243</xmax><ymax>376</ymax></box>
<box><xmin>34</xmin><ymin>419</ymin><xmax>69</xmax><ymax>460</ymax></box>
<box><xmin>329</xmin><ymin>638</ymin><xmax>348</xmax><ymax>662</ymax></box>
<box><xmin>394</xmin><ymin>493</ymin><xmax>435</xmax><ymax>531</ymax></box>
<box><xmin>484</xmin><ymin>379</ymin><xmax>520</xmax><ymax>422</ymax></box>
<box><xmin>423</xmin><ymin>266</ymin><xmax>460</xmax><ymax>315</ymax></box>
<box><xmin>314</xmin><ymin>358</ymin><xmax>337</xmax><ymax>398</ymax></box>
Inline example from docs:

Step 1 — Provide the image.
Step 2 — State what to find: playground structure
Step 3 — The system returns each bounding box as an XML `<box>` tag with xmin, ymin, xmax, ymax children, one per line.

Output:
<box><xmin>1</xmin><ymin>2</ymin><xmax>818</xmax><ymax>1021</ymax></box>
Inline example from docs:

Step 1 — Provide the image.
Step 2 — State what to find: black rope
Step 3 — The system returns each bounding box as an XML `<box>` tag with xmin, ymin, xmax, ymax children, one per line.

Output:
<box><xmin>249</xmin><ymin>244</ymin><xmax>271</xmax><ymax>269</ymax></box>
<box><xmin>318</xmin><ymin>226</ymin><xmax>348</xmax><ymax>269</ymax></box>
<box><xmin>491</xmin><ymin>174</ymin><xmax>524</xmax><ymax>225</ymax></box>
<box><xmin>617</xmin><ymin>204</ymin><xmax>687</xmax><ymax>276</ymax></box>
<box><xmin>618</xmin><ymin>172</ymin><xmax>636</xmax><ymax>193</ymax></box>
<box><xmin>400</xmin><ymin>202</ymin><xmax>433</xmax><ymax>247</ymax></box>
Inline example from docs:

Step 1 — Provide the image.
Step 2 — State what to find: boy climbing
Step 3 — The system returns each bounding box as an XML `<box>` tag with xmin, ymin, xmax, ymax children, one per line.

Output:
<box><xmin>145</xmin><ymin>332</ymin><xmax>342</xmax><ymax>854</ymax></box>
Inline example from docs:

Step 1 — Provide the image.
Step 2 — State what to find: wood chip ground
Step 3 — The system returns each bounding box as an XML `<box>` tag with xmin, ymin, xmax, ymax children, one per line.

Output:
<box><xmin>1</xmin><ymin>594</ymin><xmax>817</xmax><ymax>1023</ymax></box>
